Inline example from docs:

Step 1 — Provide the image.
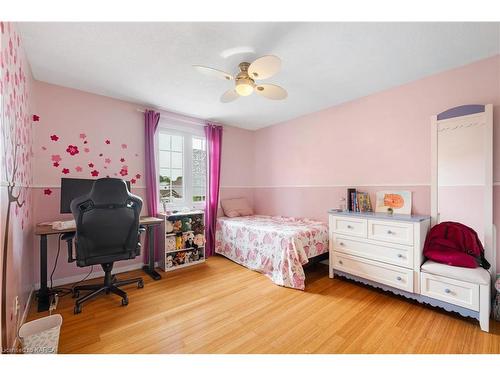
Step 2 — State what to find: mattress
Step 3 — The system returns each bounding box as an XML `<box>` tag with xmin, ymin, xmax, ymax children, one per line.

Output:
<box><xmin>215</xmin><ymin>215</ymin><xmax>329</xmax><ymax>290</ymax></box>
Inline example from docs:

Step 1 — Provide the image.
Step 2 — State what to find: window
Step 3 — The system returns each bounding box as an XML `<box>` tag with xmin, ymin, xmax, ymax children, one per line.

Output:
<box><xmin>158</xmin><ymin>129</ymin><xmax>206</xmax><ymax>208</ymax></box>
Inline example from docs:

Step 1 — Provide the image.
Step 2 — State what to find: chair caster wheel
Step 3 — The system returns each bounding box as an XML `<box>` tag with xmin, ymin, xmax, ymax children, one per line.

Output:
<box><xmin>72</xmin><ymin>291</ymin><xmax>79</xmax><ymax>298</ymax></box>
<box><xmin>74</xmin><ymin>305</ymin><xmax>82</xmax><ymax>314</ymax></box>
<box><xmin>121</xmin><ymin>297</ymin><xmax>129</xmax><ymax>306</ymax></box>
<box><xmin>137</xmin><ymin>280</ymin><xmax>144</xmax><ymax>289</ymax></box>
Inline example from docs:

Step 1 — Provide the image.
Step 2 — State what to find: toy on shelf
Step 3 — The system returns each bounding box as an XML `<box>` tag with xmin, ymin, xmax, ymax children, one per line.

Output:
<box><xmin>175</xmin><ymin>233</ymin><xmax>183</xmax><ymax>250</ymax></box>
<box><xmin>181</xmin><ymin>217</ymin><xmax>192</xmax><ymax>232</ymax></box>
<box><xmin>159</xmin><ymin>210</ymin><xmax>206</xmax><ymax>271</ymax></box>
<box><xmin>172</xmin><ymin>220</ymin><xmax>182</xmax><ymax>232</ymax></box>
<box><xmin>166</xmin><ymin>236</ymin><xmax>176</xmax><ymax>252</ymax></box>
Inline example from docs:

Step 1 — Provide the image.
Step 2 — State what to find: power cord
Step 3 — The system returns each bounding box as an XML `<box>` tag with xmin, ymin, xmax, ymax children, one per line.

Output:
<box><xmin>48</xmin><ymin>234</ymin><xmax>94</xmax><ymax>300</ymax></box>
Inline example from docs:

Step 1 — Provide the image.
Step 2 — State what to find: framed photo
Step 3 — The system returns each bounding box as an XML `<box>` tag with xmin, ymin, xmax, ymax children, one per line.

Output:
<box><xmin>375</xmin><ymin>190</ymin><xmax>412</xmax><ymax>214</ymax></box>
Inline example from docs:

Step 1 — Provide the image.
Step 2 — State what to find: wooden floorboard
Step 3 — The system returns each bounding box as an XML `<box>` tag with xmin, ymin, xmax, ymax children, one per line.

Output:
<box><xmin>26</xmin><ymin>255</ymin><xmax>500</xmax><ymax>354</ymax></box>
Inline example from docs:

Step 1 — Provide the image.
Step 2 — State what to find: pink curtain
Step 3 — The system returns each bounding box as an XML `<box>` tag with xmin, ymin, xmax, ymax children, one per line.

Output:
<box><xmin>205</xmin><ymin>123</ymin><xmax>223</xmax><ymax>257</ymax></box>
<box><xmin>144</xmin><ymin>109</ymin><xmax>161</xmax><ymax>262</ymax></box>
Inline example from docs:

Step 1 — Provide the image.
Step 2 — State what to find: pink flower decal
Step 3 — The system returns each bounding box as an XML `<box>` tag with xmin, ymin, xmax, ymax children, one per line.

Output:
<box><xmin>135</xmin><ymin>174</ymin><xmax>141</xmax><ymax>179</ymax></box>
<box><xmin>131</xmin><ymin>178</ymin><xmax>136</xmax><ymax>184</ymax></box>
<box><xmin>51</xmin><ymin>154</ymin><xmax>62</xmax><ymax>162</ymax></box>
<box><xmin>99</xmin><ymin>153</ymin><xmax>103</xmax><ymax>157</ymax></box>
<box><xmin>84</xmin><ymin>147</ymin><xmax>90</xmax><ymax>153</ymax></box>
<box><xmin>62</xmin><ymin>168</ymin><xmax>70</xmax><ymax>174</ymax></box>
<box><xmin>44</xmin><ymin>188</ymin><xmax>52</xmax><ymax>195</ymax></box>
<box><xmin>105</xmin><ymin>139</ymin><xmax>110</xmax><ymax>144</ymax></box>
<box><xmin>79</xmin><ymin>133</ymin><xmax>86</xmax><ymax>139</ymax></box>
<box><xmin>88</xmin><ymin>162</ymin><xmax>94</xmax><ymax>168</ymax></box>
<box><xmin>104</xmin><ymin>158</ymin><xmax>111</xmax><ymax>164</ymax></box>
<box><xmin>120</xmin><ymin>157</ymin><xmax>125</xmax><ymax>162</ymax></box>
<box><xmin>32</xmin><ymin>114</ymin><xmax>40</xmax><ymax>121</ymax></box>
<box><xmin>121</xmin><ymin>144</ymin><xmax>127</xmax><ymax>149</ymax></box>
<box><xmin>75</xmin><ymin>166</ymin><xmax>83</xmax><ymax>172</ymax></box>
<box><xmin>66</xmin><ymin>145</ymin><xmax>79</xmax><ymax>156</ymax></box>
<box><xmin>41</xmin><ymin>146</ymin><xmax>47</xmax><ymax>151</ymax></box>
<box><xmin>91</xmin><ymin>170</ymin><xmax>99</xmax><ymax>177</ymax></box>
<box><xmin>84</xmin><ymin>140</ymin><xmax>88</xmax><ymax>144</ymax></box>
<box><xmin>119</xmin><ymin>168</ymin><xmax>128</xmax><ymax>177</ymax></box>
<box><xmin>50</xmin><ymin>134</ymin><xmax>59</xmax><ymax>141</ymax></box>
<box><xmin>53</xmin><ymin>162</ymin><xmax>60</xmax><ymax>167</ymax></box>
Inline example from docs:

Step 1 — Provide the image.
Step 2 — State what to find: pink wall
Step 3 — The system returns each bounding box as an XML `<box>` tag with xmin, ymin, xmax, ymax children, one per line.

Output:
<box><xmin>251</xmin><ymin>55</ymin><xmax>500</xmax><ymax>270</ymax></box>
<box><xmin>30</xmin><ymin>81</ymin><xmax>257</xmax><ymax>283</ymax></box>
<box><xmin>0</xmin><ymin>22</ymin><xmax>35</xmax><ymax>350</ymax></box>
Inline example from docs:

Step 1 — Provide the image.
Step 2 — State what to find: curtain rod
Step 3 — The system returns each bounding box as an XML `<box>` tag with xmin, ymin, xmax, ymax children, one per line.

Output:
<box><xmin>136</xmin><ymin>108</ymin><xmax>220</xmax><ymax>127</ymax></box>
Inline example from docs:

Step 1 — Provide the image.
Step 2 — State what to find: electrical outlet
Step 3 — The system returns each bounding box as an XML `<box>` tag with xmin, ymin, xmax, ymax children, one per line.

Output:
<box><xmin>13</xmin><ymin>296</ymin><xmax>20</xmax><ymax>317</ymax></box>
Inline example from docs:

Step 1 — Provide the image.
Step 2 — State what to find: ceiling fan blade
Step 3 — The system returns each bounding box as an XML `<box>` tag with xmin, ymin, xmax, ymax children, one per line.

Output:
<box><xmin>193</xmin><ymin>65</ymin><xmax>233</xmax><ymax>81</ymax></box>
<box><xmin>255</xmin><ymin>84</ymin><xmax>288</xmax><ymax>100</ymax></box>
<box><xmin>248</xmin><ymin>55</ymin><xmax>281</xmax><ymax>80</ymax></box>
<box><xmin>220</xmin><ymin>89</ymin><xmax>239</xmax><ymax>103</ymax></box>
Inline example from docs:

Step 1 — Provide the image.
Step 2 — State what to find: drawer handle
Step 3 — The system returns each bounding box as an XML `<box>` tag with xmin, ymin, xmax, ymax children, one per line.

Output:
<box><xmin>444</xmin><ymin>288</ymin><xmax>452</xmax><ymax>294</ymax></box>
<box><xmin>387</xmin><ymin>230</ymin><xmax>394</xmax><ymax>235</ymax></box>
<box><xmin>397</xmin><ymin>254</ymin><xmax>403</xmax><ymax>258</ymax></box>
<box><xmin>338</xmin><ymin>260</ymin><xmax>343</xmax><ymax>265</ymax></box>
<box><xmin>396</xmin><ymin>276</ymin><xmax>402</xmax><ymax>281</ymax></box>
<box><xmin>347</xmin><ymin>225</ymin><xmax>353</xmax><ymax>229</ymax></box>
<box><xmin>339</xmin><ymin>242</ymin><xmax>345</xmax><ymax>246</ymax></box>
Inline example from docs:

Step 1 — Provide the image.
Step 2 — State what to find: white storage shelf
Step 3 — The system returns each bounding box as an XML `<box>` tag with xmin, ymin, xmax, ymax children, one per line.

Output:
<box><xmin>158</xmin><ymin>211</ymin><xmax>206</xmax><ymax>272</ymax></box>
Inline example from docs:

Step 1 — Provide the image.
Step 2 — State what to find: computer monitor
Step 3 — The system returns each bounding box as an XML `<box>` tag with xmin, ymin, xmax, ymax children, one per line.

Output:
<box><xmin>60</xmin><ymin>178</ymin><xmax>131</xmax><ymax>214</ymax></box>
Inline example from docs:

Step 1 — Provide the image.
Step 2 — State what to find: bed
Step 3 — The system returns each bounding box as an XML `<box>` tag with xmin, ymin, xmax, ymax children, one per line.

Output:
<box><xmin>214</xmin><ymin>215</ymin><xmax>329</xmax><ymax>290</ymax></box>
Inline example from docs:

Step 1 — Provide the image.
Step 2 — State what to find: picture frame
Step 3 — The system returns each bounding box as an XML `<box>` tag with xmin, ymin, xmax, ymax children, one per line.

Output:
<box><xmin>375</xmin><ymin>190</ymin><xmax>412</xmax><ymax>214</ymax></box>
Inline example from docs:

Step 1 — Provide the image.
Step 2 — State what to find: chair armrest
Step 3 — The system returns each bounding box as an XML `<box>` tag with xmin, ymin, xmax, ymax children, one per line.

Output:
<box><xmin>62</xmin><ymin>231</ymin><xmax>76</xmax><ymax>263</ymax></box>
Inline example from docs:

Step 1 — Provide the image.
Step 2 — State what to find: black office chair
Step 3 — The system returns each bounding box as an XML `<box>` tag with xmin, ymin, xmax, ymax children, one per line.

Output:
<box><xmin>67</xmin><ymin>178</ymin><xmax>145</xmax><ymax>314</ymax></box>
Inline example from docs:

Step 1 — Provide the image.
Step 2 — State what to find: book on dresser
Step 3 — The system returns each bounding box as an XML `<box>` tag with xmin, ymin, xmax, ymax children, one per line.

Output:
<box><xmin>158</xmin><ymin>210</ymin><xmax>206</xmax><ymax>271</ymax></box>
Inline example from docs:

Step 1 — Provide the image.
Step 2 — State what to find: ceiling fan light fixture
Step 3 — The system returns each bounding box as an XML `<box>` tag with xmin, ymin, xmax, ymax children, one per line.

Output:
<box><xmin>235</xmin><ymin>77</ymin><xmax>254</xmax><ymax>96</ymax></box>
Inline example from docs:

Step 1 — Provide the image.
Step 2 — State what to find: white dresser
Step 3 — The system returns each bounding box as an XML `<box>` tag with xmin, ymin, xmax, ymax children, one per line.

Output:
<box><xmin>329</xmin><ymin>211</ymin><xmax>430</xmax><ymax>294</ymax></box>
<box><xmin>328</xmin><ymin>210</ymin><xmax>491</xmax><ymax>332</ymax></box>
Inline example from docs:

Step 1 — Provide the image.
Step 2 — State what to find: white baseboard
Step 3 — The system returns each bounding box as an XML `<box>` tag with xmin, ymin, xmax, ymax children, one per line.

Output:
<box><xmin>34</xmin><ymin>261</ymin><xmax>160</xmax><ymax>289</ymax></box>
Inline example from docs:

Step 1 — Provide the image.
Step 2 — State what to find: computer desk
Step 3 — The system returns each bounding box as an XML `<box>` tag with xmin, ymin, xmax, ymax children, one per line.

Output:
<box><xmin>34</xmin><ymin>216</ymin><xmax>164</xmax><ymax>312</ymax></box>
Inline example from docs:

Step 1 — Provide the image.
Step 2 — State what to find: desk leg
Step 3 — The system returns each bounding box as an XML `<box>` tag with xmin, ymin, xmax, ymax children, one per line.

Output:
<box><xmin>142</xmin><ymin>224</ymin><xmax>161</xmax><ymax>280</ymax></box>
<box><xmin>37</xmin><ymin>234</ymin><xmax>50</xmax><ymax>312</ymax></box>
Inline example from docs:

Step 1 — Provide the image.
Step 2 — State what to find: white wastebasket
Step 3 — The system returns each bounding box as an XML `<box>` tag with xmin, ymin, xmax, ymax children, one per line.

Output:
<box><xmin>18</xmin><ymin>314</ymin><xmax>63</xmax><ymax>354</ymax></box>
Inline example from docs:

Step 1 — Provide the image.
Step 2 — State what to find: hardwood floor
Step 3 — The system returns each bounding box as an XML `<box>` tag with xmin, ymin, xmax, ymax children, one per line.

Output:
<box><xmin>26</xmin><ymin>255</ymin><xmax>500</xmax><ymax>353</ymax></box>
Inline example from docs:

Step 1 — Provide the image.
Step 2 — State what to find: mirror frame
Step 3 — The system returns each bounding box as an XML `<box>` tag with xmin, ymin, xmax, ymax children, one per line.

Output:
<box><xmin>431</xmin><ymin>104</ymin><xmax>495</xmax><ymax>279</ymax></box>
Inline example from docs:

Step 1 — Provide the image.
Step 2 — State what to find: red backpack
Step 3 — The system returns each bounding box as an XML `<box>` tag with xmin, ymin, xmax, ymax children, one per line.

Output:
<box><xmin>423</xmin><ymin>221</ymin><xmax>490</xmax><ymax>269</ymax></box>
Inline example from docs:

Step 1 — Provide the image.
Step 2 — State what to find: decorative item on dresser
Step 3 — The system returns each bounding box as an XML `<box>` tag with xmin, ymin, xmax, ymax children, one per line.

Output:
<box><xmin>158</xmin><ymin>210</ymin><xmax>206</xmax><ymax>271</ymax></box>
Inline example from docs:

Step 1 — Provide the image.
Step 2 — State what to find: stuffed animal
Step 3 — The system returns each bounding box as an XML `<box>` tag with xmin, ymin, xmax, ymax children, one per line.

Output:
<box><xmin>181</xmin><ymin>218</ymin><xmax>192</xmax><ymax>232</ymax></box>
<box><xmin>191</xmin><ymin>249</ymin><xmax>200</xmax><ymax>262</ymax></box>
<box><xmin>175</xmin><ymin>233</ymin><xmax>183</xmax><ymax>250</ymax></box>
<box><xmin>166</xmin><ymin>236</ymin><xmax>176</xmax><ymax>252</ymax></box>
<box><xmin>191</xmin><ymin>215</ymin><xmax>204</xmax><ymax>234</ymax></box>
<box><xmin>165</xmin><ymin>255</ymin><xmax>173</xmax><ymax>269</ymax></box>
<box><xmin>185</xmin><ymin>232</ymin><xmax>195</xmax><ymax>248</ymax></box>
<box><xmin>193</xmin><ymin>233</ymin><xmax>205</xmax><ymax>249</ymax></box>
<box><xmin>165</xmin><ymin>220</ymin><xmax>174</xmax><ymax>233</ymax></box>
<box><xmin>175</xmin><ymin>251</ymin><xmax>187</xmax><ymax>265</ymax></box>
<box><xmin>173</xmin><ymin>220</ymin><xmax>182</xmax><ymax>232</ymax></box>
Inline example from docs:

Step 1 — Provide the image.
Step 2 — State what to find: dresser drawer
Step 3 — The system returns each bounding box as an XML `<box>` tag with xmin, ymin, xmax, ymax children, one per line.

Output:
<box><xmin>332</xmin><ymin>253</ymin><xmax>414</xmax><ymax>292</ymax></box>
<box><xmin>368</xmin><ymin>220</ymin><xmax>414</xmax><ymax>246</ymax></box>
<box><xmin>333</xmin><ymin>235</ymin><xmax>414</xmax><ymax>269</ymax></box>
<box><xmin>421</xmin><ymin>272</ymin><xmax>479</xmax><ymax>311</ymax></box>
<box><xmin>330</xmin><ymin>216</ymin><xmax>367</xmax><ymax>238</ymax></box>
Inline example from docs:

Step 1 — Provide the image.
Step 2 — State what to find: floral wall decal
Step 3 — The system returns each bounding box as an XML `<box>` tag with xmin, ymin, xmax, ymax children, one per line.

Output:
<box><xmin>1</xmin><ymin>22</ymin><xmax>34</xmax><ymax>351</ymax></box>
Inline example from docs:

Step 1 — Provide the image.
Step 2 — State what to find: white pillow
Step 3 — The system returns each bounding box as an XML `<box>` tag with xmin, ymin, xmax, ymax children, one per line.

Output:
<box><xmin>221</xmin><ymin>198</ymin><xmax>254</xmax><ymax>218</ymax></box>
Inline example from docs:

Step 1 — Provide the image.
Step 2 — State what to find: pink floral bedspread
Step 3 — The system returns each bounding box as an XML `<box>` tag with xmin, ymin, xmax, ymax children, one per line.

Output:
<box><xmin>215</xmin><ymin>215</ymin><xmax>329</xmax><ymax>290</ymax></box>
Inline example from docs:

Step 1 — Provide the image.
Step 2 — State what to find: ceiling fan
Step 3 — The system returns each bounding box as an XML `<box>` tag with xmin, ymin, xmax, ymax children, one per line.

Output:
<box><xmin>193</xmin><ymin>55</ymin><xmax>287</xmax><ymax>103</ymax></box>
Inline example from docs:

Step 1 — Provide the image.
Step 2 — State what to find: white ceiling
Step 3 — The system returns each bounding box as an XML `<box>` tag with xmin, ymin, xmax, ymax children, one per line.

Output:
<box><xmin>18</xmin><ymin>22</ymin><xmax>500</xmax><ymax>130</ymax></box>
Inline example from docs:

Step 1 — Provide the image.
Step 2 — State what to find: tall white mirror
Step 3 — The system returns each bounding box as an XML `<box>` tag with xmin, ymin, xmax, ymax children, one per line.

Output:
<box><xmin>431</xmin><ymin>104</ymin><xmax>494</xmax><ymax>278</ymax></box>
